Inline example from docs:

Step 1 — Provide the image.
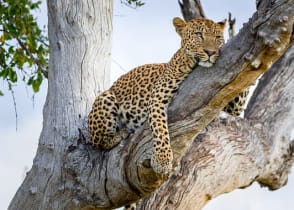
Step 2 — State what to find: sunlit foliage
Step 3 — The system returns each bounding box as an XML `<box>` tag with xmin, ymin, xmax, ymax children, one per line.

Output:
<box><xmin>0</xmin><ymin>0</ymin><xmax>48</xmax><ymax>95</ymax></box>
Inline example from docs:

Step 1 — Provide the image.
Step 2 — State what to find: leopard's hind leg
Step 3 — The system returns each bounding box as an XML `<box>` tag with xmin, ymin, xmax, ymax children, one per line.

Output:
<box><xmin>88</xmin><ymin>90</ymin><xmax>127</xmax><ymax>150</ymax></box>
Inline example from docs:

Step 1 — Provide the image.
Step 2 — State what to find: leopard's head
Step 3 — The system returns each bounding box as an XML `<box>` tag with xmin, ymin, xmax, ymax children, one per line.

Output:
<box><xmin>173</xmin><ymin>17</ymin><xmax>226</xmax><ymax>67</ymax></box>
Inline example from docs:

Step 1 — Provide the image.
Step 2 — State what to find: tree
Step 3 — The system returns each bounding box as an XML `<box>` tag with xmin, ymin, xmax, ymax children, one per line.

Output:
<box><xmin>9</xmin><ymin>0</ymin><xmax>294</xmax><ymax>210</ymax></box>
<box><xmin>9</xmin><ymin>0</ymin><xmax>113</xmax><ymax>209</ymax></box>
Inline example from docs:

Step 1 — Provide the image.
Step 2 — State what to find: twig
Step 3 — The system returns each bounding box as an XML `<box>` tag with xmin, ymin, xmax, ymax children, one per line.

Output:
<box><xmin>10</xmin><ymin>88</ymin><xmax>18</xmax><ymax>131</ymax></box>
<box><xmin>228</xmin><ymin>12</ymin><xmax>236</xmax><ymax>38</ymax></box>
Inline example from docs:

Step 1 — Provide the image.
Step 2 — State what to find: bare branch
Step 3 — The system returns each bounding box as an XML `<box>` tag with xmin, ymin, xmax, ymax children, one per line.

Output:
<box><xmin>178</xmin><ymin>0</ymin><xmax>206</xmax><ymax>20</ymax></box>
<box><xmin>228</xmin><ymin>12</ymin><xmax>236</xmax><ymax>38</ymax></box>
<box><xmin>140</xmin><ymin>45</ymin><xmax>294</xmax><ymax>210</ymax></box>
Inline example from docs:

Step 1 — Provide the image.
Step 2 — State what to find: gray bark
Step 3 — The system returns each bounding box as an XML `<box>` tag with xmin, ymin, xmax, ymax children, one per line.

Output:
<box><xmin>9</xmin><ymin>0</ymin><xmax>113</xmax><ymax>209</ymax></box>
<box><xmin>178</xmin><ymin>0</ymin><xmax>206</xmax><ymax>20</ymax></box>
<box><xmin>8</xmin><ymin>0</ymin><xmax>294</xmax><ymax>209</ymax></box>
<box><xmin>139</xmin><ymin>0</ymin><xmax>294</xmax><ymax>209</ymax></box>
<box><xmin>140</xmin><ymin>45</ymin><xmax>294</xmax><ymax>210</ymax></box>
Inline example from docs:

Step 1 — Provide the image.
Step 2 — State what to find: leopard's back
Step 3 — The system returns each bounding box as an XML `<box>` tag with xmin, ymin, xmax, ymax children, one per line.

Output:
<box><xmin>88</xmin><ymin>63</ymin><xmax>167</xmax><ymax>149</ymax></box>
<box><xmin>111</xmin><ymin>63</ymin><xmax>167</xmax><ymax>131</ymax></box>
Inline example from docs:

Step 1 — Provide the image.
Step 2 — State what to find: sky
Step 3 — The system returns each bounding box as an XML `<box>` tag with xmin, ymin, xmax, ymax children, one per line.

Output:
<box><xmin>0</xmin><ymin>0</ymin><xmax>293</xmax><ymax>209</ymax></box>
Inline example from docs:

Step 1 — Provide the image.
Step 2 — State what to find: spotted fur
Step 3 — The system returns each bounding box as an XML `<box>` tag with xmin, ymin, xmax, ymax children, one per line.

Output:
<box><xmin>223</xmin><ymin>89</ymin><xmax>250</xmax><ymax>116</ymax></box>
<box><xmin>124</xmin><ymin>203</ymin><xmax>136</xmax><ymax>210</ymax></box>
<box><xmin>88</xmin><ymin>17</ymin><xmax>226</xmax><ymax>174</ymax></box>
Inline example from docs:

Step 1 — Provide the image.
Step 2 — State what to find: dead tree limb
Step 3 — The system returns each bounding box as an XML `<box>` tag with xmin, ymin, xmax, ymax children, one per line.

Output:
<box><xmin>178</xmin><ymin>0</ymin><xmax>206</xmax><ymax>20</ymax></box>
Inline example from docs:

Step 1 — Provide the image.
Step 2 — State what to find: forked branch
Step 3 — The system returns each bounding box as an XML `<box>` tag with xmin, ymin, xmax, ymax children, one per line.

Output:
<box><xmin>64</xmin><ymin>0</ymin><xmax>293</xmax><ymax>209</ymax></box>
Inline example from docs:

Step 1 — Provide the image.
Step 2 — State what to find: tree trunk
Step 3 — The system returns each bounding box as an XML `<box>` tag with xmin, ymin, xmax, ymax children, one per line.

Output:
<box><xmin>9</xmin><ymin>0</ymin><xmax>294</xmax><ymax>209</ymax></box>
<box><xmin>8</xmin><ymin>0</ymin><xmax>113</xmax><ymax>209</ymax></box>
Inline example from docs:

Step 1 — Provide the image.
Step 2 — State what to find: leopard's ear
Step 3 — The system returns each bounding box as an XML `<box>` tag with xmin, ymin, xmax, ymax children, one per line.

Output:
<box><xmin>173</xmin><ymin>17</ymin><xmax>186</xmax><ymax>36</ymax></box>
<box><xmin>217</xmin><ymin>19</ymin><xmax>227</xmax><ymax>29</ymax></box>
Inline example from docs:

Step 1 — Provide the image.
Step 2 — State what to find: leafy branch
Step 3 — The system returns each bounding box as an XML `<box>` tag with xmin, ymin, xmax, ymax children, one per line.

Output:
<box><xmin>120</xmin><ymin>0</ymin><xmax>145</xmax><ymax>9</ymax></box>
<box><xmin>0</xmin><ymin>0</ymin><xmax>49</xmax><ymax>95</ymax></box>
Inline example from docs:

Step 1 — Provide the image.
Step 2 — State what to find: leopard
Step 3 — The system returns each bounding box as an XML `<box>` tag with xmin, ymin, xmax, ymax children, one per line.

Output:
<box><xmin>88</xmin><ymin>17</ymin><xmax>226</xmax><ymax>175</ymax></box>
<box><xmin>223</xmin><ymin>89</ymin><xmax>250</xmax><ymax>116</ymax></box>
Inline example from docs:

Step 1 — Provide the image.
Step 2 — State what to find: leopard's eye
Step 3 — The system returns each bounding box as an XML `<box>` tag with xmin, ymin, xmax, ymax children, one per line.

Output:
<box><xmin>195</xmin><ymin>32</ymin><xmax>203</xmax><ymax>39</ymax></box>
<box><xmin>216</xmin><ymin>35</ymin><xmax>222</xmax><ymax>39</ymax></box>
<box><xmin>195</xmin><ymin>32</ymin><xmax>202</xmax><ymax>37</ymax></box>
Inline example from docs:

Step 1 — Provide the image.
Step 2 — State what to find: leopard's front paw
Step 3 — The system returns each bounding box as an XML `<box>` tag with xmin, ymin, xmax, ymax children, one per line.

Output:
<box><xmin>151</xmin><ymin>150</ymin><xmax>173</xmax><ymax>174</ymax></box>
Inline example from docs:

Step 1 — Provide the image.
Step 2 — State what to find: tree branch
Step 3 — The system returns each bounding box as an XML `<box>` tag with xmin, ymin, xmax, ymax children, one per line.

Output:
<box><xmin>60</xmin><ymin>0</ymin><xmax>292</xmax><ymax>209</ymax></box>
<box><xmin>140</xmin><ymin>45</ymin><xmax>294</xmax><ymax>209</ymax></box>
<box><xmin>228</xmin><ymin>12</ymin><xmax>236</xmax><ymax>38</ymax></box>
<box><xmin>15</xmin><ymin>36</ymin><xmax>47</xmax><ymax>75</ymax></box>
<box><xmin>178</xmin><ymin>0</ymin><xmax>206</xmax><ymax>20</ymax></box>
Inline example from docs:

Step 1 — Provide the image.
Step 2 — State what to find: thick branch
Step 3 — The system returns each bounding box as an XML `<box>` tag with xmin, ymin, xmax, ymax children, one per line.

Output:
<box><xmin>140</xmin><ymin>45</ymin><xmax>294</xmax><ymax>209</ymax></box>
<box><xmin>63</xmin><ymin>1</ymin><xmax>293</xmax><ymax>209</ymax></box>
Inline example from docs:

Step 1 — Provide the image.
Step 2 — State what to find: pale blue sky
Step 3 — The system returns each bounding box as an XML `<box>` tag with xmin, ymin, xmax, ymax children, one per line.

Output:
<box><xmin>0</xmin><ymin>1</ymin><xmax>293</xmax><ymax>209</ymax></box>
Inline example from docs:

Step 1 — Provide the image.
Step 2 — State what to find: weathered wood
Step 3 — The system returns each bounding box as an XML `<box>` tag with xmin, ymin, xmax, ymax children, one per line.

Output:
<box><xmin>140</xmin><ymin>45</ymin><xmax>294</xmax><ymax>210</ymax></box>
<box><xmin>8</xmin><ymin>0</ymin><xmax>113</xmax><ymax>209</ymax></box>
<box><xmin>138</xmin><ymin>0</ymin><xmax>294</xmax><ymax>209</ymax></box>
<box><xmin>178</xmin><ymin>0</ymin><xmax>206</xmax><ymax>20</ymax></box>
<box><xmin>69</xmin><ymin>0</ymin><xmax>292</xmax><ymax>209</ymax></box>
<box><xmin>8</xmin><ymin>0</ymin><xmax>294</xmax><ymax>209</ymax></box>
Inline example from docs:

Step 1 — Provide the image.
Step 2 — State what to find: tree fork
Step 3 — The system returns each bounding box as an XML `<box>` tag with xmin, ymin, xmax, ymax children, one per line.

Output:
<box><xmin>8</xmin><ymin>0</ymin><xmax>294</xmax><ymax>209</ymax></box>
<box><xmin>140</xmin><ymin>45</ymin><xmax>294</xmax><ymax>210</ymax></box>
<box><xmin>68</xmin><ymin>0</ymin><xmax>293</xmax><ymax>209</ymax></box>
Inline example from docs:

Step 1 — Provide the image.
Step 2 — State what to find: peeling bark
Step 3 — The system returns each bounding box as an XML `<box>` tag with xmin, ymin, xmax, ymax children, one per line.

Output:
<box><xmin>8</xmin><ymin>0</ymin><xmax>294</xmax><ymax>209</ymax></box>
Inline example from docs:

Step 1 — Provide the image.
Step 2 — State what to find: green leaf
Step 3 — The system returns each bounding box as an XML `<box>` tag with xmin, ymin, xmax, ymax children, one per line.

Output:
<box><xmin>0</xmin><ymin>68</ymin><xmax>9</xmax><ymax>78</ymax></box>
<box><xmin>8</xmin><ymin>46</ymin><xmax>14</xmax><ymax>54</ymax></box>
<box><xmin>27</xmin><ymin>76</ymin><xmax>34</xmax><ymax>85</ymax></box>
<box><xmin>123</xmin><ymin>0</ymin><xmax>145</xmax><ymax>8</ymax></box>
<box><xmin>8</xmin><ymin>69</ymin><xmax>17</xmax><ymax>82</ymax></box>
<box><xmin>6</xmin><ymin>23</ymin><xmax>17</xmax><ymax>36</ymax></box>
<box><xmin>32</xmin><ymin>78</ymin><xmax>41</xmax><ymax>92</ymax></box>
<box><xmin>0</xmin><ymin>90</ymin><xmax>3</xmax><ymax>96</ymax></box>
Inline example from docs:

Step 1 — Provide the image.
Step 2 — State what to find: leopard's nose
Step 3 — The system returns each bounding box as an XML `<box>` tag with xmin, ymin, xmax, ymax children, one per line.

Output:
<box><xmin>204</xmin><ymin>49</ymin><xmax>216</xmax><ymax>56</ymax></box>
